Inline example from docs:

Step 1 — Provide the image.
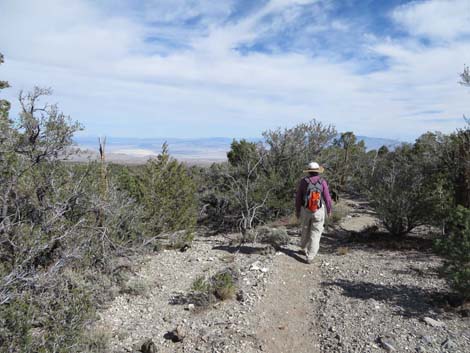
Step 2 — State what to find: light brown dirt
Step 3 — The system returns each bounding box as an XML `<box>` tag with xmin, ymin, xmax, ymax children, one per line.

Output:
<box><xmin>255</xmin><ymin>248</ymin><xmax>320</xmax><ymax>353</ymax></box>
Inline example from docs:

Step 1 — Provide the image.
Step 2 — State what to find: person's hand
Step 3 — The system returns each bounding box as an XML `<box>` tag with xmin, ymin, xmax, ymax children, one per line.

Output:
<box><xmin>328</xmin><ymin>211</ymin><xmax>332</xmax><ymax>217</ymax></box>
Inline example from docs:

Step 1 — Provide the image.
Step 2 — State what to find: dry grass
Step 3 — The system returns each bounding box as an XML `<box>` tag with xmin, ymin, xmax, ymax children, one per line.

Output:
<box><xmin>190</xmin><ymin>269</ymin><xmax>237</xmax><ymax>304</ymax></box>
<box><xmin>325</xmin><ymin>199</ymin><xmax>352</xmax><ymax>228</ymax></box>
<box><xmin>337</xmin><ymin>247</ymin><xmax>350</xmax><ymax>255</ymax></box>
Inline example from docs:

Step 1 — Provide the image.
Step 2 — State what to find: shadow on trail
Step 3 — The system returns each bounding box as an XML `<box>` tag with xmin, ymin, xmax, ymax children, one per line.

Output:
<box><xmin>321</xmin><ymin>279</ymin><xmax>445</xmax><ymax>318</ymax></box>
<box><xmin>212</xmin><ymin>244</ymin><xmax>264</xmax><ymax>255</ymax></box>
<box><xmin>277</xmin><ymin>246</ymin><xmax>308</xmax><ymax>264</ymax></box>
<box><xmin>212</xmin><ymin>244</ymin><xmax>308</xmax><ymax>264</ymax></box>
<box><xmin>320</xmin><ymin>226</ymin><xmax>436</xmax><ymax>256</ymax></box>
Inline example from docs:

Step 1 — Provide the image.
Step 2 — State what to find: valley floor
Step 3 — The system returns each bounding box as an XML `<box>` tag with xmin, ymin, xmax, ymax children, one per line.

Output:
<box><xmin>97</xmin><ymin>199</ymin><xmax>470</xmax><ymax>353</ymax></box>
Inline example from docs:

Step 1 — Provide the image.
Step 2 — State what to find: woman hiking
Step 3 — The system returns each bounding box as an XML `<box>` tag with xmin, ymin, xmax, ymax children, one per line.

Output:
<box><xmin>295</xmin><ymin>162</ymin><xmax>333</xmax><ymax>263</ymax></box>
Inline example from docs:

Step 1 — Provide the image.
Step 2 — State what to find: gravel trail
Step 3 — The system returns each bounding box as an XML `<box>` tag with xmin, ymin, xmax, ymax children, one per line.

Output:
<box><xmin>254</xmin><ymin>246</ymin><xmax>320</xmax><ymax>353</ymax></box>
<box><xmin>97</xmin><ymin>199</ymin><xmax>469</xmax><ymax>353</ymax></box>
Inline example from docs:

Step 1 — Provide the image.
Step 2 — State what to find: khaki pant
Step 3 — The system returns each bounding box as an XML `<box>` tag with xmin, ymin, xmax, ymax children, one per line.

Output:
<box><xmin>300</xmin><ymin>206</ymin><xmax>325</xmax><ymax>260</ymax></box>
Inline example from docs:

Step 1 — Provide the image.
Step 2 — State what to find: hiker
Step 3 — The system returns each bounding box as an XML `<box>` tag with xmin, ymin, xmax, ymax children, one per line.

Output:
<box><xmin>295</xmin><ymin>162</ymin><xmax>332</xmax><ymax>263</ymax></box>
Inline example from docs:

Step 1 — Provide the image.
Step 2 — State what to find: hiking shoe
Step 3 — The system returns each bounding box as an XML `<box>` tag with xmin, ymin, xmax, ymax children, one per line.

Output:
<box><xmin>305</xmin><ymin>252</ymin><xmax>312</xmax><ymax>264</ymax></box>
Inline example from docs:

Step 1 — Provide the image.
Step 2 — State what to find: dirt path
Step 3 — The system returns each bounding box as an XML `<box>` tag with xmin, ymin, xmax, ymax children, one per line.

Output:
<box><xmin>254</xmin><ymin>246</ymin><xmax>320</xmax><ymax>353</ymax></box>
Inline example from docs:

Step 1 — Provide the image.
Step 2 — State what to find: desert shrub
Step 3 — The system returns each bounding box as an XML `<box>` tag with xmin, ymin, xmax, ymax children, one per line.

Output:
<box><xmin>198</xmin><ymin>150</ymin><xmax>270</xmax><ymax>234</ymax></box>
<box><xmin>198</xmin><ymin>120</ymin><xmax>337</xmax><ymax>233</ymax></box>
<box><xmin>197</xmin><ymin>163</ymin><xmax>237</xmax><ymax>231</ymax></box>
<box><xmin>191</xmin><ymin>276</ymin><xmax>210</xmax><ymax>293</ymax></box>
<box><xmin>140</xmin><ymin>143</ymin><xmax>197</xmax><ymax>236</ymax></box>
<box><xmin>440</xmin><ymin>127</ymin><xmax>470</xmax><ymax>209</ymax></box>
<box><xmin>254</xmin><ymin>226</ymin><xmax>290</xmax><ymax>248</ymax></box>
<box><xmin>262</xmin><ymin>119</ymin><xmax>337</xmax><ymax>215</ymax></box>
<box><xmin>368</xmin><ymin>144</ymin><xmax>440</xmax><ymax>236</ymax></box>
<box><xmin>324</xmin><ymin>200</ymin><xmax>351</xmax><ymax>228</ymax></box>
<box><xmin>435</xmin><ymin>206</ymin><xmax>470</xmax><ymax>300</ymax></box>
<box><xmin>190</xmin><ymin>268</ymin><xmax>237</xmax><ymax>304</ymax></box>
<box><xmin>0</xmin><ymin>269</ymin><xmax>98</xmax><ymax>353</ymax></box>
<box><xmin>323</xmin><ymin>132</ymin><xmax>368</xmax><ymax>194</ymax></box>
<box><xmin>120</xmin><ymin>276</ymin><xmax>150</xmax><ymax>296</ymax></box>
<box><xmin>109</xmin><ymin>163</ymin><xmax>144</xmax><ymax>201</ymax></box>
<box><xmin>211</xmin><ymin>270</ymin><xmax>237</xmax><ymax>300</ymax></box>
<box><xmin>0</xmin><ymin>74</ymin><xmax>151</xmax><ymax>351</ymax></box>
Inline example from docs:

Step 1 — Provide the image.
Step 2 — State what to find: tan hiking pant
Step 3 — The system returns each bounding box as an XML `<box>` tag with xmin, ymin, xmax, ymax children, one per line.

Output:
<box><xmin>300</xmin><ymin>206</ymin><xmax>325</xmax><ymax>260</ymax></box>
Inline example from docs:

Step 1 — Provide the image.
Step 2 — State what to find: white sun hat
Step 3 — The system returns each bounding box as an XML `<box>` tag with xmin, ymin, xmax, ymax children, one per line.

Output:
<box><xmin>303</xmin><ymin>161</ymin><xmax>325</xmax><ymax>173</ymax></box>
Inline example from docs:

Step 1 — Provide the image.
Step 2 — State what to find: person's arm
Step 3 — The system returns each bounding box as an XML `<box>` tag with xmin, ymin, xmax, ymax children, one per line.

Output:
<box><xmin>322</xmin><ymin>179</ymin><xmax>333</xmax><ymax>216</ymax></box>
<box><xmin>295</xmin><ymin>179</ymin><xmax>306</xmax><ymax>218</ymax></box>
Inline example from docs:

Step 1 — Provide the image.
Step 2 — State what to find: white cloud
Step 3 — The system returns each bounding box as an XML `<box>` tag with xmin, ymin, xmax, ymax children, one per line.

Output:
<box><xmin>0</xmin><ymin>0</ymin><xmax>468</xmax><ymax>141</ymax></box>
<box><xmin>392</xmin><ymin>0</ymin><xmax>470</xmax><ymax>40</ymax></box>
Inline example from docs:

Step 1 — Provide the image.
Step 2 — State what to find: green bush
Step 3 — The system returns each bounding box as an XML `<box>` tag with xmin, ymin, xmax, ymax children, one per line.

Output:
<box><xmin>435</xmin><ymin>206</ymin><xmax>470</xmax><ymax>300</ymax></box>
<box><xmin>0</xmin><ymin>66</ymin><xmax>151</xmax><ymax>351</ymax></box>
<box><xmin>141</xmin><ymin>143</ymin><xmax>197</xmax><ymax>236</ymax></box>
<box><xmin>190</xmin><ymin>269</ymin><xmax>237</xmax><ymax>303</ymax></box>
<box><xmin>368</xmin><ymin>144</ymin><xmax>442</xmax><ymax>236</ymax></box>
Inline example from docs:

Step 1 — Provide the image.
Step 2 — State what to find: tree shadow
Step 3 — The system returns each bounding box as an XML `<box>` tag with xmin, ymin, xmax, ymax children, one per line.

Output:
<box><xmin>319</xmin><ymin>225</ymin><xmax>436</xmax><ymax>256</ymax></box>
<box><xmin>321</xmin><ymin>279</ymin><xmax>446</xmax><ymax>318</ymax></box>
<box><xmin>277</xmin><ymin>246</ymin><xmax>308</xmax><ymax>264</ymax></box>
<box><xmin>212</xmin><ymin>243</ymin><xmax>309</xmax><ymax>264</ymax></box>
<box><xmin>212</xmin><ymin>244</ymin><xmax>264</xmax><ymax>255</ymax></box>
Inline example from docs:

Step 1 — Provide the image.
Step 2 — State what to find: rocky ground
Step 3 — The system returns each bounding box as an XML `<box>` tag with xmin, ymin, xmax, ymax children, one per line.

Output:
<box><xmin>315</xmin><ymin>200</ymin><xmax>470</xmax><ymax>353</ymax></box>
<box><xmin>97</xmin><ymin>199</ymin><xmax>470</xmax><ymax>353</ymax></box>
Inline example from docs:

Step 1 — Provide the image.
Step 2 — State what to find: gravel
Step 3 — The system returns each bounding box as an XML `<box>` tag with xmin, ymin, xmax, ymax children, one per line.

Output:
<box><xmin>97</xmin><ymin>234</ymin><xmax>275</xmax><ymax>353</ymax></box>
<box><xmin>313</xmin><ymin>200</ymin><xmax>470</xmax><ymax>353</ymax></box>
<box><xmin>97</xmin><ymin>199</ymin><xmax>470</xmax><ymax>353</ymax></box>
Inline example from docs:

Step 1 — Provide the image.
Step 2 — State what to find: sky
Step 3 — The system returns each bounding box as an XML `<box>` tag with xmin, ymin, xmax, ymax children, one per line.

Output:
<box><xmin>0</xmin><ymin>0</ymin><xmax>469</xmax><ymax>141</ymax></box>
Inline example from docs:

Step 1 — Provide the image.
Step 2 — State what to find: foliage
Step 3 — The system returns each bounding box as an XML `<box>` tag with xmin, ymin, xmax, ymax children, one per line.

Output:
<box><xmin>324</xmin><ymin>200</ymin><xmax>351</xmax><ymax>229</ymax></box>
<box><xmin>198</xmin><ymin>120</ymin><xmax>338</xmax><ymax>233</ymax></box>
<box><xmin>435</xmin><ymin>206</ymin><xmax>470</xmax><ymax>300</ymax></box>
<box><xmin>262</xmin><ymin>119</ymin><xmax>337</xmax><ymax>214</ymax></box>
<box><xmin>226</xmin><ymin>144</ymin><xmax>271</xmax><ymax>235</ymax></box>
<box><xmin>227</xmin><ymin>139</ymin><xmax>259</xmax><ymax>167</ymax></box>
<box><xmin>368</xmin><ymin>144</ymin><xmax>440</xmax><ymax>236</ymax></box>
<box><xmin>197</xmin><ymin>163</ymin><xmax>238</xmax><ymax>231</ymax></box>
<box><xmin>190</xmin><ymin>268</ymin><xmax>237</xmax><ymax>303</ymax></box>
<box><xmin>0</xmin><ymin>54</ymin><xmax>10</xmax><ymax>123</ymax></box>
<box><xmin>440</xmin><ymin>127</ymin><xmax>470</xmax><ymax>209</ymax></box>
<box><xmin>254</xmin><ymin>226</ymin><xmax>290</xmax><ymax>248</ymax></box>
<box><xmin>321</xmin><ymin>131</ymin><xmax>368</xmax><ymax>195</ymax></box>
<box><xmin>0</xmin><ymin>80</ymin><xmax>150</xmax><ymax>351</ymax></box>
<box><xmin>140</xmin><ymin>143</ymin><xmax>197</xmax><ymax>237</ymax></box>
<box><xmin>109</xmin><ymin>163</ymin><xmax>144</xmax><ymax>202</ymax></box>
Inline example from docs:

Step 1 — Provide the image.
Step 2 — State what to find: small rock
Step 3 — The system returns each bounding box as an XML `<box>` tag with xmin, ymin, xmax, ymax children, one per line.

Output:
<box><xmin>250</xmin><ymin>261</ymin><xmax>261</xmax><ymax>271</ymax></box>
<box><xmin>441</xmin><ymin>338</ymin><xmax>456</xmax><ymax>350</ymax></box>
<box><xmin>179</xmin><ymin>244</ymin><xmax>190</xmax><ymax>252</ymax></box>
<box><xmin>187</xmin><ymin>303</ymin><xmax>195</xmax><ymax>311</ymax></box>
<box><xmin>423</xmin><ymin>317</ymin><xmax>445</xmax><ymax>327</ymax></box>
<box><xmin>260</xmin><ymin>267</ymin><xmax>269</xmax><ymax>273</ymax></box>
<box><xmin>140</xmin><ymin>339</ymin><xmax>157</xmax><ymax>353</ymax></box>
<box><xmin>421</xmin><ymin>335</ymin><xmax>433</xmax><ymax>345</ymax></box>
<box><xmin>378</xmin><ymin>336</ymin><xmax>397</xmax><ymax>352</ymax></box>
<box><xmin>236</xmin><ymin>290</ymin><xmax>245</xmax><ymax>302</ymax></box>
<box><xmin>164</xmin><ymin>326</ymin><xmax>186</xmax><ymax>343</ymax></box>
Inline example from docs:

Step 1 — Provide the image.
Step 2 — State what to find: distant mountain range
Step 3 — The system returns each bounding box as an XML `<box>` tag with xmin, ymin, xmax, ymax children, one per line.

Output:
<box><xmin>73</xmin><ymin>135</ymin><xmax>401</xmax><ymax>163</ymax></box>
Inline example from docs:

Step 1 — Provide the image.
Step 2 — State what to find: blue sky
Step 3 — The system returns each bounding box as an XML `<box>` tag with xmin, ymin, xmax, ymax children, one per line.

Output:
<box><xmin>1</xmin><ymin>0</ymin><xmax>469</xmax><ymax>141</ymax></box>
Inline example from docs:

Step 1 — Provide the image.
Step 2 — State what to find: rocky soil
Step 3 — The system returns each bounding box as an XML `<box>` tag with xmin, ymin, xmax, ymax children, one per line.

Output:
<box><xmin>315</xmin><ymin>200</ymin><xmax>470</xmax><ymax>353</ymax></box>
<box><xmin>97</xmin><ymin>199</ymin><xmax>470</xmax><ymax>353</ymax></box>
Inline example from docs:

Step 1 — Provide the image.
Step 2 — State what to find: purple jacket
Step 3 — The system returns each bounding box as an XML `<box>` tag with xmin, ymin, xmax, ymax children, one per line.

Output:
<box><xmin>295</xmin><ymin>175</ymin><xmax>333</xmax><ymax>216</ymax></box>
